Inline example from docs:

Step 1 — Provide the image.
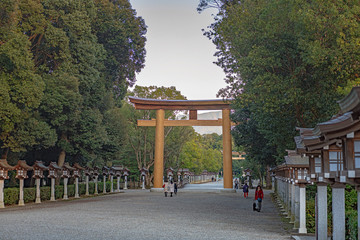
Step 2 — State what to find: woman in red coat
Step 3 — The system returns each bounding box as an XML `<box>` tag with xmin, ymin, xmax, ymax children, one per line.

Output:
<box><xmin>254</xmin><ymin>185</ymin><xmax>264</xmax><ymax>212</ymax></box>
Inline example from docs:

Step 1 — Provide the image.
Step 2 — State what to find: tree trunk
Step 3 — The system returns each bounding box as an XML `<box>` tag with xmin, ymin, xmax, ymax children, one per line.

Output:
<box><xmin>1</xmin><ymin>148</ymin><xmax>9</xmax><ymax>159</ymax></box>
<box><xmin>266</xmin><ymin>165</ymin><xmax>272</xmax><ymax>189</ymax></box>
<box><xmin>57</xmin><ymin>132</ymin><xmax>68</xmax><ymax>167</ymax></box>
<box><xmin>58</xmin><ymin>149</ymin><xmax>66</xmax><ymax>167</ymax></box>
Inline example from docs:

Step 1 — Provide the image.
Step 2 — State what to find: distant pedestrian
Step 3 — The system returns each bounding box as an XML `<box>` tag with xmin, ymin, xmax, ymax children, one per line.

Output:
<box><xmin>169</xmin><ymin>180</ymin><xmax>175</xmax><ymax>197</ymax></box>
<box><xmin>234</xmin><ymin>178</ymin><xmax>239</xmax><ymax>189</ymax></box>
<box><xmin>254</xmin><ymin>185</ymin><xmax>264</xmax><ymax>212</ymax></box>
<box><xmin>163</xmin><ymin>182</ymin><xmax>169</xmax><ymax>197</ymax></box>
<box><xmin>242</xmin><ymin>183</ymin><xmax>249</xmax><ymax>198</ymax></box>
<box><xmin>174</xmin><ymin>182</ymin><xmax>178</xmax><ymax>195</ymax></box>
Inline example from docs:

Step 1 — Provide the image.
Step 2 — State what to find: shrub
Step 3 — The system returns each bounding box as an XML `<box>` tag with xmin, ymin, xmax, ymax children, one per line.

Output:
<box><xmin>346</xmin><ymin>210</ymin><xmax>357</xmax><ymax>240</ymax></box>
<box><xmin>4</xmin><ymin>188</ymin><xmax>19</xmax><ymax>205</ymax></box>
<box><xmin>306</xmin><ymin>199</ymin><xmax>315</xmax><ymax>233</ymax></box>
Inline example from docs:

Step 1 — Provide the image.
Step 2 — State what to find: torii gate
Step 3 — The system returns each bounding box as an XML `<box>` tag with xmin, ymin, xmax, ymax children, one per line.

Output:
<box><xmin>129</xmin><ymin>97</ymin><xmax>234</xmax><ymax>191</ymax></box>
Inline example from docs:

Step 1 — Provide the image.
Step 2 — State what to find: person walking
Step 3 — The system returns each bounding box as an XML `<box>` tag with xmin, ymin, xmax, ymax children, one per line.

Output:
<box><xmin>234</xmin><ymin>178</ymin><xmax>239</xmax><ymax>189</ymax></box>
<box><xmin>174</xmin><ymin>182</ymin><xmax>178</xmax><ymax>195</ymax></box>
<box><xmin>163</xmin><ymin>181</ymin><xmax>169</xmax><ymax>197</ymax></box>
<box><xmin>169</xmin><ymin>180</ymin><xmax>175</xmax><ymax>197</ymax></box>
<box><xmin>242</xmin><ymin>182</ymin><xmax>249</xmax><ymax>198</ymax></box>
<box><xmin>254</xmin><ymin>185</ymin><xmax>264</xmax><ymax>212</ymax></box>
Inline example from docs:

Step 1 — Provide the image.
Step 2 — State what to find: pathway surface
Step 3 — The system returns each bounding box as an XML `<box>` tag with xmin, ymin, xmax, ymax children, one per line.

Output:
<box><xmin>0</xmin><ymin>182</ymin><xmax>292</xmax><ymax>240</ymax></box>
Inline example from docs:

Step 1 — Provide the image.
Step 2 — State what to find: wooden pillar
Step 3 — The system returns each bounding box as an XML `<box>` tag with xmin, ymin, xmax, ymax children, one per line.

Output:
<box><xmin>153</xmin><ymin>109</ymin><xmax>165</xmax><ymax>189</ymax></box>
<box><xmin>222</xmin><ymin>108</ymin><xmax>233</xmax><ymax>189</ymax></box>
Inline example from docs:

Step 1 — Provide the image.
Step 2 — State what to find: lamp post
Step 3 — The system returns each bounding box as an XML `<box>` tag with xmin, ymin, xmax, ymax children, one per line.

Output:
<box><xmin>14</xmin><ymin>160</ymin><xmax>32</xmax><ymax>206</ymax></box>
<box><xmin>32</xmin><ymin>161</ymin><xmax>48</xmax><ymax>204</ymax></box>
<box><xmin>48</xmin><ymin>162</ymin><xmax>61</xmax><ymax>201</ymax></box>
<box><xmin>140</xmin><ymin>167</ymin><xmax>148</xmax><ymax>190</ymax></box>
<box><xmin>123</xmin><ymin>167</ymin><xmax>129</xmax><ymax>190</ymax></box>
<box><xmin>73</xmin><ymin>163</ymin><xmax>84</xmax><ymax>198</ymax></box>
<box><xmin>0</xmin><ymin>159</ymin><xmax>14</xmax><ymax>208</ymax></box>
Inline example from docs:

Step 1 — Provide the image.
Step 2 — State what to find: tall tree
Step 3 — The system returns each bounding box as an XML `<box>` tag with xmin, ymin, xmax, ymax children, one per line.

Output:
<box><xmin>198</xmin><ymin>0</ymin><xmax>359</xmax><ymax>171</ymax></box>
<box><xmin>0</xmin><ymin>0</ymin><xmax>45</xmax><ymax>158</ymax></box>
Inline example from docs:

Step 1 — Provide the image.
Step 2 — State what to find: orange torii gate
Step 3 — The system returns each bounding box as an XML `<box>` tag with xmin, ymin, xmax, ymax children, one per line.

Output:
<box><xmin>129</xmin><ymin>97</ymin><xmax>234</xmax><ymax>191</ymax></box>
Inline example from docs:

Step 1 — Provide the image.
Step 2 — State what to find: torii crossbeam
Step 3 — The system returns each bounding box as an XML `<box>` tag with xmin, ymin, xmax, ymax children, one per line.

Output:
<box><xmin>129</xmin><ymin>97</ymin><xmax>234</xmax><ymax>190</ymax></box>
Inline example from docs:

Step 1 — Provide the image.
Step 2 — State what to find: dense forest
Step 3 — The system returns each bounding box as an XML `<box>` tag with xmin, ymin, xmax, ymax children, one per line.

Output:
<box><xmin>198</xmin><ymin>0</ymin><xmax>360</xmax><ymax>179</ymax></box>
<box><xmin>0</xmin><ymin>0</ymin><xmax>224</xmax><ymax>182</ymax></box>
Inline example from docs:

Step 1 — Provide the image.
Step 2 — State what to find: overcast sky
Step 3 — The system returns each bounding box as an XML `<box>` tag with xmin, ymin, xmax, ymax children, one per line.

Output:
<box><xmin>129</xmin><ymin>0</ymin><xmax>226</xmax><ymax>100</ymax></box>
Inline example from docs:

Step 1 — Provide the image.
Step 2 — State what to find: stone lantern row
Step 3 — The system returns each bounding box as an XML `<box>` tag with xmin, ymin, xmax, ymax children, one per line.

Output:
<box><xmin>170</xmin><ymin>168</ymin><xmax>216</xmax><ymax>185</ymax></box>
<box><xmin>0</xmin><ymin>160</ymin><xmax>130</xmax><ymax>208</ymax></box>
<box><xmin>271</xmin><ymin>151</ymin><xmax>309</xmax><ymax>234</ymax></box>
<box><xmin>272</xmin><ymin>86</ymin><xmax>360</xmax><ymax>239</ymax></box>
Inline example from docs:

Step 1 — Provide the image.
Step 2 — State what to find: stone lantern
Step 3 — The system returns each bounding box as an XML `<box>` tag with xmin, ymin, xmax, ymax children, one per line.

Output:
<box><xmin>244</xmin><ymin>168</ymin><xmax>252</xmax><ymax>187</ymax></box>
<box><xmin>32</xmin><ymin>161</ymin><xmax>48</xmax><ymax>204</ymax></box>
<box><xmin>102</xmin><ymin>166</ymin><xmax>110</xmax><ymax>194</ymax></box>
<box><xmin>112</xmin><ymin>166</ymin><xmax>123</xmax><ymax>192</ymax></box>
<box><xmin>177</xmin><ymin>169</ymin><xmax>182</xmax><ymax>184</ymax></box>
<box><xmin>108</xmin><ymin>167</ymin><xmax>114</xmax><ymax>193</ymax></box>
<box><xmin>166</xmin><ymin>167</ymin><xmax>174</xmax><ymax>182</ymax></box>
<box><xmin>202</xmin><ymin>170</ymin><xmax>208</xmax><ymax>182</ymax></box>
<box><xmin>189</xmin><ymin>171</ymin><xmax>194</xmax><ymax>183</ymax></box>
<box><xmin>84</xmin><ymin>166</ymin><xmax>93</xmax><ymax>196</ymax></box>
<box><xmin>73</xmin><ymin>163</ymin><xmax>84</xmax><ymax>198</ymax></box>
<box><xmin>139</xmin><ymin>167</ymin><xmax>148</xmax><ymax>190</ymax></box>
<box><xmin>0</xmin><ymin>159</ymin><xmax>14</xmax><ymax>208</ymax></box>
<box><xmin>93</xmin><ymin>166</ymin><xmax>100</xmax><ymax>195</ymax></box>
<box><xmin>122</xmin><ymin>167</ymin><xmax>130</xmax><ymax>190</ymax></box>
<box><xmin>14</xmin><ymin>160</ymin><xmax>32</xmax><ymax>206</ymax></box>
<box><xmin>48</xmin><ymin>162</ymin><xmax>61</xmax><ymax>201</ymax></box>
<box><xmin>62</xmin><ymin>163</ymin><xmax>75</xmax><ymax>200</ymax></box>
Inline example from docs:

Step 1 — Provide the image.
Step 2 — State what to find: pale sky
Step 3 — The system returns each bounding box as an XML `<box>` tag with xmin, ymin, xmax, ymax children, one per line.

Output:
<box><xmin>129</xmin><ymin>0</ymin><xmax>226</xmax><ymax>100</ymax></box>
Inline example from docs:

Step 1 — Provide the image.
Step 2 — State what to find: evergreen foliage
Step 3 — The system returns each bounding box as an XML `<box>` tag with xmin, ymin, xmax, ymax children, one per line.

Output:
<box><xmin>199</xmin><ymin>0</ymin><xmax>360</xmax><ymax>171</ymax></box>
<box><xmin>0</xmin><ymin>0</ymin><xmax>146</xmax><ymax>167</ymax></box>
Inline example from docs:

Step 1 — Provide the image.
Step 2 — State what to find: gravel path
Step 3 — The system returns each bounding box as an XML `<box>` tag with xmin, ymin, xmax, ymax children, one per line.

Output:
<box><xmin>0</xmin><ymin>184</ymin><xmax>292</xmax><ymax>240</ymax></box>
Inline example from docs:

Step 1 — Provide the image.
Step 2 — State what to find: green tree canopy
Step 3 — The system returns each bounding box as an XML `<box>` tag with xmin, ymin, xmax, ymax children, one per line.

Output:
<box><xmin>199</xmin><ymin>0</ymin><xmax>360</xmax><ymax>175</ymax></box>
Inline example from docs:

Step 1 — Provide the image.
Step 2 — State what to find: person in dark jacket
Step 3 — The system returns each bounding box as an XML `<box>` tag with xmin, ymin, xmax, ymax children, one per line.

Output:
<box><xmin>242</xmin><ymin>183</ymin><xmax>249</xmax><ymax>198</ymax></box>
<box><xmin>254</xmin><ymin>185</ymin><xmax>264</xmax><ymax>212</ymax></box>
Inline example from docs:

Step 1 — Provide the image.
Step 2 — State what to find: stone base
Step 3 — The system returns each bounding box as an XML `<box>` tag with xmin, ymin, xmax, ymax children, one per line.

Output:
<box><xmin>220</xmin><ymin>189</ymin><xmax>236</xmax><ymax>193</ymax></box>
<box><xmin>18</xmin><ymin>200</ymin><xmax>24</xmax><ymax>206</ymax></box>
<box><xmin>35</xmin><ymin>198</ymin><xmax>41</xmax><ymax>204</ymax></box>
<box><xmin>150</xmin><ymin>188</ymin><xmax>164</xmax><ymax>192</ymax></box>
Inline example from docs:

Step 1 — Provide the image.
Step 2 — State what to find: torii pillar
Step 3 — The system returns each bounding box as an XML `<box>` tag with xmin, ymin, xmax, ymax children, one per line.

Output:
<box><xmin>153</xmin><ymin>109</ymin><xmax>165</xmax><ymax>190</ymax></box>
<box><xmin>129</xmin><ymin>97</ymin><xmax>234</xmax><ymax>191</ymax></box>
<box><xmin>222</xmin><ymin>108</ymin><xmax>233</xmax><ymax>189</ymax></box>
